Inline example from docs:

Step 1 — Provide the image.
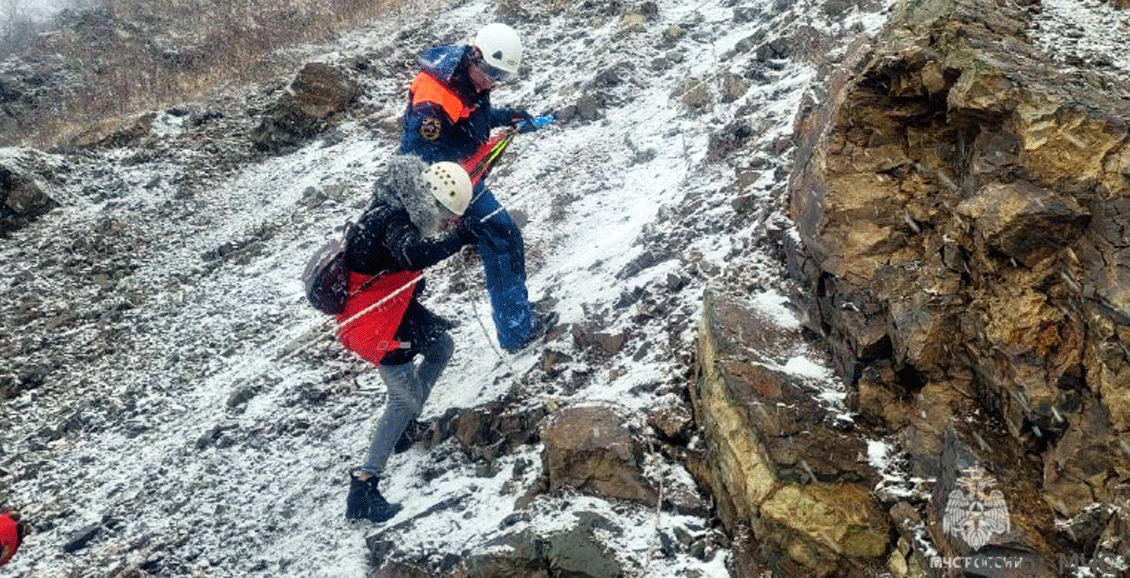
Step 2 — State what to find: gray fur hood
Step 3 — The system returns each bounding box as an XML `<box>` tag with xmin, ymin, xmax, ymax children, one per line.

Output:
<box><xmin>372</xmin><ymin>154</ymin><xmax>444</xmax><ymax>237</ymax></box>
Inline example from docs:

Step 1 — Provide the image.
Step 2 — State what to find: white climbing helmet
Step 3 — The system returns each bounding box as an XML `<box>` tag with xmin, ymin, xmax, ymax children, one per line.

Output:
<box><xmin>473</xmin><ymin>23</ymin><xmax>522</xmax><ymax>76</ymax></box>
<box><xmin>422</xmin><ymin>162</ymin><xmax>472</xmax><ymax>216</ymax></box>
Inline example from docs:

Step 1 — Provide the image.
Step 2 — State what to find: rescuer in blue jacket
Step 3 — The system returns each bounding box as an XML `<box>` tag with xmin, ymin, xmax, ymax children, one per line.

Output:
<box><xmin>399</xmin><ymin>23</ymin><xmax>554</xmax><ymax>353</ymax></box>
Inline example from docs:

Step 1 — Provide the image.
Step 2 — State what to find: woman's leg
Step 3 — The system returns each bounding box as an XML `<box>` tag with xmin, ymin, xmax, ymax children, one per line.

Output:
<box><xmin>360</xmin><ymin>361</ymin><xmax>423</xmax><ymax>477</ymax></box>
<box><xmin>416</xmin><ymin>332</ymin><xmax>454</xmax><ymax>405</ymax></box>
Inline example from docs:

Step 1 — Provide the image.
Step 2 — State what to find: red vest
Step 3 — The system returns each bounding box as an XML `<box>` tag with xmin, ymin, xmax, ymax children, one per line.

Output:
<box><xmin>0</xmin><ymin>513</ymin><xmax>20</xmax><ymax>566</ymax></box>
<box><xmin>336</xmin><ymin>270</ymin><xmax>422</xmax><ymax>365</ymax></box>
<box><xmin>410</xmin><ymin>73</ymin><xmax>470</xmax><ymax>123</ymax></box>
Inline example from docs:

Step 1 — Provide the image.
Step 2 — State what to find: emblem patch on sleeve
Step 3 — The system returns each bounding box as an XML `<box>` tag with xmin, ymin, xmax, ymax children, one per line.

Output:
<box><xmin>420</xmin><ymin>117</ymin><xmax>442</xmax><ymax>141</ymax></box>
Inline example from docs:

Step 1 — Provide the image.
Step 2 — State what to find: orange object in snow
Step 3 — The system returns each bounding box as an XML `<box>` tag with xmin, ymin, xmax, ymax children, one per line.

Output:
<box><xmin>0</xmin><ymin>512</ymin><xmax>21</xmax><ymax>566</ymax></box>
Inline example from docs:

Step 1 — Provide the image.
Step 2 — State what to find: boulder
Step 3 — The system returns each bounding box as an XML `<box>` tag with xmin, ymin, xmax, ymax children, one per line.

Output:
<box><xmin>538</xmin><ymin>404</ymin><xmax>656</xmax><ymax>505</ymax></box>
<box><xmin>646</xmin><ymin>396</ymin><xmax>694</xmax><ymax>445</ymax></box>
<box><xmin>62</xmin><ymin>112</ymin><xmax>157</xmax><ymax>150</ymax></box>
<box><xmin>251</xmin><ymin>62</ymin><xmax>359</xmax><ymax>152</ymax></box>
<box><xmin>570</xmin><ymin>324</ymin><xmax>628</xmax><ymax>356</ymax></box>
<box><xmin>371</xmin><ymin>511</ymin><xmax>624</xmax><ymax>578</ymax></box>
<box><xmin>1</xmin><ymin>149</ymin><xmax>60</xmax><ymax>235</ymax></box>
<box><xmin>424</xmin><ymin>400</ymin><xmax>547</xmax><ymax>461</ymax></box>
<box><xmin>460</xmin><ymin>529</ymin><xmax>551</xmax><ymax>578</ymax></box>
<box><xmin>691</xmin><ymin>291</ymin><xmax>890</xmax><ymax>577</ymax></box>
<box><xmin>461</xmin><ymin>529</ymin><xmax>551</xmax><ymax>578</ymax></box>
<box><xmin>677</xmin><ymin>77</ymin><xmax>711</xmax><ymax>111</ymax></box>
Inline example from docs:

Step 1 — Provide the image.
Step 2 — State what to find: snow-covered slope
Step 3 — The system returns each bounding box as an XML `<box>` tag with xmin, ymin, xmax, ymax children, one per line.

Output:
<box><xmin>8</xmin><ymin>0</ymin><xmax>1066</xmax><ymax>574</ymax></box>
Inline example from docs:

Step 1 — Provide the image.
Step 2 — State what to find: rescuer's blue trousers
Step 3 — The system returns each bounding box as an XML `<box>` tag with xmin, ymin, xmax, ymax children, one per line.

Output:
<box><xmin>464</xmin><ymin>185</ymin><xmax>535</xmax><ymax>351</ymax></box>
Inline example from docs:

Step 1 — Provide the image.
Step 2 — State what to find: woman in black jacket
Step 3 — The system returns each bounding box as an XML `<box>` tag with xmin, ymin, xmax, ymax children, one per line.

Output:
<box><xmin>338</xmin><ymin>155</ymin><xmax>476</xmax><ymax>522</ymax></box>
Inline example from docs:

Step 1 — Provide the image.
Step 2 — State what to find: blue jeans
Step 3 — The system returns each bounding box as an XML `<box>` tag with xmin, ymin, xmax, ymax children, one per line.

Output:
<box><xmin>463</xmin><ymin>185</ymin><xmax>535</xmax><ymax>350</ymax></box>
<box><xmin>361</xmin><ymin>334</ymin><xmax>454</xmax><ymax>476</ymax></box>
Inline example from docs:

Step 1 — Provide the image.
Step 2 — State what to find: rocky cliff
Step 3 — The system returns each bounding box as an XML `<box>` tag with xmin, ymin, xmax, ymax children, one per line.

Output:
<box><xmin>774</xmin><ymin>0</ymin><xmax>1130</xmax><ymax>574</ymax></box>
<box><xmin>2</xmin><ymin>0</ymin><xmax>885</xmax><ymax>575</ymax></box>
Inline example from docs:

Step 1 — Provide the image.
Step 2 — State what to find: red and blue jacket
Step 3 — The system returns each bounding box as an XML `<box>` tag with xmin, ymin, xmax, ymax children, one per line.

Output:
<box><xmin>399</xmin><ymin>45</ymin><xmax>519</xmax><ymax>171</ymax></box>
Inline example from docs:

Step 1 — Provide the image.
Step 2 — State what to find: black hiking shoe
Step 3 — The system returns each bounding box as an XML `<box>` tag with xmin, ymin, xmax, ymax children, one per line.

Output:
<box><xmin>345</xmin><ymin>473</ymin><xmax>402</xmax><ymax>523</ymax></box>
<box><xmin>504</xmin><ymin>311</ymin><xmax>559</xmax><ymax>354</ymax></box>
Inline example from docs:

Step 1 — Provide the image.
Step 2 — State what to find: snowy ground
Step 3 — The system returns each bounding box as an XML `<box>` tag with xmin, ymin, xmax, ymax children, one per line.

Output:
<box><xmin>6</xmin><ymin>0</ymin><xmax>76</xmax><ymax>22</ymax></box>
<box><xmin>0</xmin><ymin>0</ymin><xmax>981</xmax><ymax>575</ymax></box>
<box><xmin>1033</xmin><ymin>0</ymin><xmax>1130</xmax><ymax>74</ymax></box>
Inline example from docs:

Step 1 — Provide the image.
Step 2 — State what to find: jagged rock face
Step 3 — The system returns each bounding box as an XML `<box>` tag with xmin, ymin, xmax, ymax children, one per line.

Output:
<box><xmin>926</xmin><ymin>426</ymin><xmax>1062</xmax><ymax>577</ymax></box>
<box><xmin>788</xmin><ymin>0</ymin><xmax>1130</xmax><ymax>568</ymax></box>
<box><xmin>691</xmin><ymin>291</ymin><xmax>890</xmax><ymax>577</ymax></box>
